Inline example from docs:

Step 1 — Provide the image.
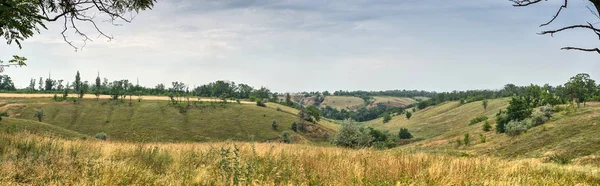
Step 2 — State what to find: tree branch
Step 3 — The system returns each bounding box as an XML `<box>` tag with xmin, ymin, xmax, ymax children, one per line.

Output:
<box><xmin>561</xmin><ymin>47</ymin><xmax>600</xmax><ymax>54</ymax></box>
<box><xmin>540</xmin><ymin>0</ymin><xmax>568</xmax><ymax>27</ymax></box>
<box><xmin>510</xmin><ymin>0</ymin><xmax>544</xmax><ymax>6</ymax></box>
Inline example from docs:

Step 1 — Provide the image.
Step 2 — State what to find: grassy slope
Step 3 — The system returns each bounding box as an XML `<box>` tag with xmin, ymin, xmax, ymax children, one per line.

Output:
<box><xmin>371</xmin><ymin>96</ymin><xmax>417</xmax><ymax>107</ymax></box>
<box><xmin>320</xmin><ymin>96</ymin><xmax>365</xmax><ymax>110</ymax></box>
<box><xmin>367</xmin><ymin>98</ymin><xmax>600</xmax><ymax>165</ymax></box>
<box><xmin>0</xmin><ymin>117</ymin><xmax>88</xmax><ymax>139</ymax></box>
<box><xmin>1</xmin><ymin>132</ymin><xmax>598</xmax><ymax>185</ymax></box>
<box><xmin>5</xmin><ymin>98</ymin><xmax>321</xmax><ymax>143</ymax></box>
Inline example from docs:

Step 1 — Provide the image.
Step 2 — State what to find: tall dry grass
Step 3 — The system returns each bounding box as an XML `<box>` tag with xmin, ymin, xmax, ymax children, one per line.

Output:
<box><xmin>0</xmin><ymin>132</ymin><xmax>598</xmax><ymax>185</ymax></box>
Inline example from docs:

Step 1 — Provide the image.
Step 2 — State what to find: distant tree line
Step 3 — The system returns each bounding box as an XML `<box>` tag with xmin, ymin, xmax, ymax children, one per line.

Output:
<box><xmin>320</xmin><ymin>104</ymin><xmax>408</xmax><ymax>122</ymax></box>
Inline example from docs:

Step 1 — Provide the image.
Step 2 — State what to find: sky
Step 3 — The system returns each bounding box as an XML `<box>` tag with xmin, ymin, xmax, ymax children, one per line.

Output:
<box><xmin>1</xmin><ymin>0</ymin><xmax>599</xmax><ymax>93</ymax></box>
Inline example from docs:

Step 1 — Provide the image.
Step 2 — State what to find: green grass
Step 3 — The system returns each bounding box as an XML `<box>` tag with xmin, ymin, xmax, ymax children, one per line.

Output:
<box><xmin>5</xmin><ymin>98</ymin><xmax>323</xmax><ymax>143</ymax></box>
<box><xmin>0</xmin><ymin>117</ymin><xmax>88</xmax><ymax>139</ymax></box>
<box><xmin>320</xmin><ymin>96</ymin><xmax>365</xmax><ymax>110</ymax></box>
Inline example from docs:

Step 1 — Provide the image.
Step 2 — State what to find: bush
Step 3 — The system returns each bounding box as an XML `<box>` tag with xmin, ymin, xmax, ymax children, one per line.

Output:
<box><xmin>368</xmin><ymin>127</ymin><xmax>387</xmax><ymax>142</ymax></box>
<box><xmin>95</xmin><ymin>132</ymin><xmax>108</xmax><ymax>141</ymax></box>
<box><xmin>505</xmin><ymin>120</ymin><xmax>528</xmax><ymax>136</ymax></box>
<box><xmin>405</xmin><ymin>111</ymin><xmax>412</xmax><ymax>120</ymax></box>
<box><xmin>463</xmin><ymin>133</ymin><xmax>470</xmax><ymax>146</ymax></box>
<box><xmin>530</xmin><ymin>111</ymin><xmax>549</xmax><ymax>127</ymax></box>
<box><xmin>271</xmin><ymin>120</ymin><xmax>278</xmax><ymax>130</ymax></box>
<box><xmin>469</xmin><ymin>115</ymin><xmax>488</xmax><ymax>125</ymax></box>
<box><xmin>281</xmin><ymin>131</ymin><xmax>292</xmax><ymax>144</ymax></box>
<box><xmin>539</xmin><ymin>104</ymin><xmax>554</xmax><ymax>118</ymax></box>
<box><xmin>482</xmin><ymin>121</ymin><xmax>492</xmax><ymax>132</ymax></box>
<box><xmin>331</xmin><ymin>119</ymin><xmax>374</xmax><ymax>148</ymax></box>
<box><xmin>256</xmin><ymin>100</ymin><xmax>266</xmax><ymax>107</ymax></box>
<box><xmin>291</xmin><ymin>122</ymin><xmax>298</xmax><ymax>132</ymax></box>
<box><xmin>479</xmin><ymin>134</ymin><xmax>486</xmax><ymax>143</ymax></box>
<box><xmin>382</xmin><ymin>112</ymin><xmax>392</xmax><ymax>123</ymax></box>
<box><xmin>495</xmin><ymin>111</ymin><xmax>509</xmax><ymax>133</ymax></box>
<box><xmin>33</xmin><ymin>109</ymin><xmax>44</xmax><ymax>122</ymax></box>
<box><xmin>398</xmin><ymin>128</ymin><xmax>413</xmax><ymax>139</ymax></box>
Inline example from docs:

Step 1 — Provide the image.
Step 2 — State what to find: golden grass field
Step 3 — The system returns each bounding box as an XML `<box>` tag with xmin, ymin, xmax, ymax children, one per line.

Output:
<box><xmin>0</xmin><ymin>93</ymin><xmax>255</xmax><ymax>104</ymax></box>
<box><xmin>1</xmin><ymin>132</ymin><xmax>598</xmax><ymax>185</ymax></box>
<box><xmin>371</xmin><ymin>96</ymin><xmax>417</xmax><ymax>108</ymax></box>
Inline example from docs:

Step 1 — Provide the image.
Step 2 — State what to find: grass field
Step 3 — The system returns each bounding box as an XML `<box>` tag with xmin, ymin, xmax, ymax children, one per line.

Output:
<box><xmin>320</xmin><ymin>96</ymin><xmax>365</xmax><ymax>110</ymax></box>
<box><xmin>367</xmin><ymin>98</ymin><xmax>600</xmax><ymax>166</ymax></box>
<box><xmin>371</xmin><ymin>96</ymin><xmax>417</xmax><ymax>108</ymax></box>
<box><xmin>0</xmin><ymin>93</ymin><xmax>255</xmax><ymax>104</ymax></box>
<box><xmin>0</xmin><ymin>98</ymin><xmax>331</xmax><ymax>143</ymax></box>
<box><xmin>0</xmin><ymin>132</ymin><xmax>598</xmax><ymax>185</ymax></box>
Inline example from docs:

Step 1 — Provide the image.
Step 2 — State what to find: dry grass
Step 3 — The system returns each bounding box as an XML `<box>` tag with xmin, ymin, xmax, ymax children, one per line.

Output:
<box><xmin>371</xmin><ymin>96</ymin><xmax>417</xmax><ymax>108</ymax></box>
<box><xmin>320</xmin><ymin>96</ymin><xmax>365</xmax><ymax>110</ymax></box>
<box><xmin>0</xmin><ymin>132</ymin><xmax>598</xmax><ymax>185</ymax></box>
<box><xmin>0</xmin><ymin>93</ymin><xmax>255</xmax><ymax>104</ymax></box>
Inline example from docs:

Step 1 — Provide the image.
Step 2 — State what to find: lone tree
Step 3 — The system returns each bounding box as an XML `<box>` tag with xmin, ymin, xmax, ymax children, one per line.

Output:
<box><xmin>1</xmin><ymin>0</ymin><xmax>157</xmax><ymax>65</ymax></box>
<box><xmin>33</xmin><ymin>109</ymin><xmax>44</xmax><ymax>122</ymax></box>
<box><xmin>405</xmin><ymin>111</ymin><xmax>412</xmax><ymax>120</ymax></box>
<box><xmin>482</xmin><ymin>99</ymin><xmax>489</xmax><ymax>111</ymax></box>
<box><xmin>510</xmin><ymin>0</ymin><xmax>600</xmax><ymax>54</ymax></box>
<box><xmin>383</xmin><ymin>112</ymin><xmax>392</xmax><ymax>123</ymax></box>
<box><xmin>398</xmin><ymin>128</ymin><xmax>413</xmax><ymax>139</ymax></box>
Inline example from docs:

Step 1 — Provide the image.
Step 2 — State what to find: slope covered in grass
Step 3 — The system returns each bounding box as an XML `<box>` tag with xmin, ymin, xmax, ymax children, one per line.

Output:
<box><xmin>0</xmin><ymin>117</ymin><xmax>88</xmax><ymax>139</ymax></box>
<box><xmin>4</xmin><ymin>98</ymin><xmax>326</xmax><ymax>143</ymax></box>
<box><xmin>0</xmin><ymin>132</ymin><xmax>598</xmax><ymax>185</ymax></box>
<box><xmin>320</xmin><ymin>96</ymin><xmax>365</xmax><ymax>110</ymax></box>
<box><xmin>371</xmin><ymin>96</ymin><xmax>417</xmax><ymax>108</ymax></box>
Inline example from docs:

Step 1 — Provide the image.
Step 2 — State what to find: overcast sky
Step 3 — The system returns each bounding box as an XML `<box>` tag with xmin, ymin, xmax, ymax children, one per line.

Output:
<box><xmin>1</xmin><ymin>0</ymin><xmax>599</xmax><ymax>93</ymax></box>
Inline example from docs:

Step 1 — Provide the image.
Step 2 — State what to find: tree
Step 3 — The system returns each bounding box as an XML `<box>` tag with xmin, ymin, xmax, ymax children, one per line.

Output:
<box><xmin>368</xmin><ymin>127</ymin><xmax>387</xmax><ymax>142</ymax></box>
<box><xmin>33</xmin><ymin>109</ymin><xmax>44</xmax><ymax>122</ymax></box>
<box><xmin>38</xmin><ymin>77</ymin><xmax>43</xmax><ymax>91</ymax></box>
<box><xmin>482</xmin><ymin>99</ymin><xmax>489</xmax><ymax>111</ymax></box>
<box><xmin>95</xmin><ymin>74</ymin><xmax>101</xmax><ymax>100</ymax></box>
<box><xmin>1</xmin><ymin>0</ymin><xmax>157</xmax><ymax>53</ymax></box>
<box><xmin>482</xmin><ymin>121</ymin><xmax>492</xmax><ymax>132</ymax></box>
<box><xmin>463</xmin><ymin>133</ymin><xmax>471</xmax><ymax>146</ymax></box>
<box><xmin>272</xmin><ymin>120</ymin><xmax>278</xmax><ymax>130</ymax></box>
<box><xmin>382</xmin><ymin>112</ymin><xmax>392</xmax><ymax>123</ymax></box>
<box><xmin>495</xmin><ymin>96</ymin><xmax>532</xmax><ymax>133</ymax></box>
<box><xmin>75</xmin><ymin>71</ymin><xmax>82</xmax><ymax>98</ymax></box>
<box><xmin>405</xmin><ymin>111</ymin><xmax>412</xmax><ymax>120</ymax></box>
<box><xmin>291</xmin><ymin>122</ymin><xmax>298</xmax><ymax>132</ymax></box>
<box><xmin>398</xmin><ymin>128</ymin><xmax>413</xmax><ymax>139</ymax></box>
<box><xmin>28</xmin><ymin>78</ymin><xmax>36</xmax><ymax>91</ymax></box>
<box><xmin>0</xmin><ymin>56</ymin><xmax>27</xmax><ymax>71</ymax></box>
<box><xmin>510</xmin><ymin>0</ymin><xmax>600</xmax><ymax>54</ymax></box>
<box><xmin>285</xmin><ymin>93</ymin><xmax>292</xmax><ymax>106</ymax></box>
<box><xmin>565</xmin><ymin>73</ymin><xmax>596</xmax><ymax>107</ymax></box>
<box><xmin>305</xmin><ymin>105</ymin><xmax>321</xmax><ymax>122</ymax></box>
<box><xmin>281</xmin><ymin>131</ymin><xmax>292</xmax><ymax>144</ymax></box>
<box><xmin>331</xmin><ymin>119</ymin><xmax>374</xmax><ymax>148</ymax></box>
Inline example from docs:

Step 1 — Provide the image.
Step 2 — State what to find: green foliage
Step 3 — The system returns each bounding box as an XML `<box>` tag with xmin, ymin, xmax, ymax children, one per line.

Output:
<box><xmin>540</xmin><ymin>104</ymin><xmax>555</xmax><ymax>118</ymax></box>
<box><xmin>33</xmin><ymin>109</ymin><xmax>44</xmax><ymax>122</ymax></box>
<box><xmin>463</xmin><ymin>133</ymin><xmax>471</xmax><ymax>146</ymax></box>
<box><xmin>398</xmin><ymin>128</ymin><xmax>413</xmax><ymax>139</ymax></box>
<box><xmin>506</xmin><ymin>120</ymin><xmax>528</xmax><ymax>136</ymax></box>
<box><xmin>482</xmin><ymin>99</ymin><xmax>489</xmax><ymax>110</ymax></box>
<box><xmin>469</xmin><ymin>115</ymin><xmax>488</xmax><ymax>125</ymax></box>
<box><xmin>305</xmin><ymin>105</ymin><xmax>321</xmax><ymax>122</ymax></box>
<box><xmin>95</xmin><ymin>132</ymin><xmax>108</xmax><ymax>141</ymax></box>
<box><xmin>564</xmin><ymin>73</ymin><xmax>596</xmax><ymax>107</ymax></box>
<box><xmin>271</xmin><ymin>120</ymin><xmax>278</xmax><ymax>130</ymax></box>
<box><xmin>281</xmin><ymin>131</ymin><xmax>292</xmax><ymax>144</ymax></box>
<box><xmin>405</xmin><ymin>111</ymin><xmax>412</xmax><ymax>120</ymax></box>
<box><xmin>548</xmin><ymin>154</ymin><xmax>572</xmax><ymax>165</ymax></box>
<box><xmin>479</xmin><ymin>134</ymin><xmax>486</xmax><ymax>143</ymax></box>
<box><xmin>496</xmin><ymin>96</ymin><xmax>532</xmax><ymax>133</ymax></box>
<box><xmin>530</xmin><ymin>111</ymin><xmax>549</xmax><ymax>127</ymax></box>
<box><xmin>291</xmin><ymin>122</ymin><xmax>298</xmax><ymax>132</ymax></box>
<box><xmin>332</xmin><ymin>119</ymin><xmax>374</xmax><ymax>148</ymax></box>
<box><xmin>482</xmin><ymin>121</ymin><xmax>492</xmax><ymax>132</ymax></box>
<box><xmin>382</xmin><ymin>112</ymin><xmax>392</xmax><ymax>123</ymax></box>
<box><xmin>368</xmin><ymin>127</ymin><xmax>387</xmax><ymax>142</ymax></box>
<box><xmin>256</xmin><ymin>100</ymin><xmax>266</xmax><ymax>107</ymax></box>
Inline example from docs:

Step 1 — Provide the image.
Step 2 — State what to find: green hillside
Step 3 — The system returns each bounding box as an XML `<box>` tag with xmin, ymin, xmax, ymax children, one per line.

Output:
<box><xmin>367</xmin><ymin>98</ymin><xmax>600</xmax><ymax>166</ymax></box>
<box><xmin>320</xmin><ymin>96</ymin><xmax>365</xmax><ymax>110</ymax></box>
<box><xmin>3</xmin><ymin>98</ymin><xmax>327</xmax><ymax>143</ymax></box>
<box><xmin>0</xmin><ymin>117</ymin><xmax>88</xmax><ymax>139</ymax></box>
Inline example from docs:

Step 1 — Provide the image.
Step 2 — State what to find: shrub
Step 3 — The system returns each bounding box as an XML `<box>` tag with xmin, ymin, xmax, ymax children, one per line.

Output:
<box><xmin>33</xmin><ymin>109</ymin><xmax>44</xmax><ymax>122</ymax></box>
<box><xmin>530</xmin><ymin>111</ymin><xmax>549</xmax><ymax>127</ymax></box>
<box><xmin>463</xmin><ymin>133</ymin><xmax>470</xmax><ymax>146</ymax></box>
<box><xmin>271</xmin><ymin>120</ymin><xmax>278</xmax><ymax>130</ymax></box>
<box><xmin>539</xmin><ymin>104</ymin><xmax>554</xmax><ymax>118</ymax></box>
<box><xmin>482</xmin><ymin>121</ymin><xmax>492</xmax><ymax>132</ymax></box>
<box><xmin>398</xmin><ymin>128</ymin><xmax>413</xmax><ymax>139</ymax></box>
<box><xmin>368</xmin><ymin>127</ymin><xmax>387</xmax><ymax>142</ymax></box>
<box><xmin>0</xmin><ymin>111</ymin><xmax>8</xmax><ymax>117</ymax></box>
<box><xmin>382</xmin><ymin>112</ymin><xmax>392</xmax><ymax>123</ymax></box>
<box><xmin>291</xmin><ymin>122</ymin><xmax>298</xmax><ymax>132</ymax></box>
<box><xmin>405</xmin><ymin>111</ymin><xmax>412</xmax><ymax>120</ymax></box>
<box><xmin>469</xmin><ymin>115</ymin><xmax>488</xmax><ymax>125</ymax></box>
<box><xmin>256</xmin><ymin>100</ymin><xmax>266</xmax><ymax>107</ymax></box>
<box><xmin>548</xmin><ymin>154</ymin><xmax>572</xmax><ymax>165</ymax></box>
<box><xmin>281</xmin><ymin>131</ymin><xmax>292</xmax><ymax>144</ymax></box>
<box><xmin>276</xmin><ymin>107</ymin><xmax>281</xmax><ymax>111</ymax></box>
<box><xmin>331</xmin><ymin>119</ymin><xmax>374</xmax><ymax>148</ymax></box>
<box><xmin>495</xmin><ymin>111</ymin><xmax>509</xmax><ymax>133</ymax></box>
<box><xmin>455</xmin><ymin>138</ymin><xmax>462</xmax><ymax>148</ymax></box>
<box><xmin>479</xmin><ymin>134</ymin><xmax>486</xmax><ymax>143</ymax></box>
<box><xmin>95</xmin><ymin>132</ymin><xmax>108</xmax><ymax>141</ymax></box>
<box><xmin>505</xmin><ymin>120</ymin><xmax>528</xmax><ymax>136</ymax></box>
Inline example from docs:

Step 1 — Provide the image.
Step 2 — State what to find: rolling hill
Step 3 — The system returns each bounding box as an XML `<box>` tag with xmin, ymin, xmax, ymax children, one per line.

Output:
<box><xmin>320</xmin><ymin>96</ymin><xmax>365</xmax><ymax>110</ymax></box>
<box><xmin>0</xmin><ymin>98</ymin><xmax>332</xmax><ymax>143</ymax></box>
